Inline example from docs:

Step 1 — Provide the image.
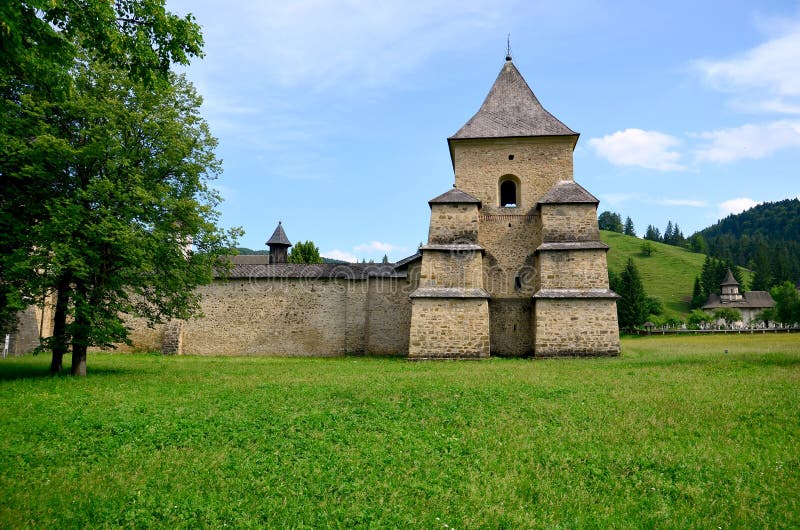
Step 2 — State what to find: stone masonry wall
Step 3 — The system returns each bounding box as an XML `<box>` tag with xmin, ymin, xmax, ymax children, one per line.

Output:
<box><xmin>489</xmin><ymin>297</ymin><xmax>532</xmax><ymax>356</ymax></box>
<box><xmin>536</xmin><ymin>250</ymin><xmax>610</xmax><ymax>291</ymax></box>
<box><xmin>452</xmin><ymin>137</ymin><xmax>574</xmax><ymax>216</ymax></box>
<box><xmin>408</xmin><ymin>297</ymin><xmax>490</xmax><ymax>359</ymax></box>
<box><xmin>418</xmin><ymin>250</ymin><xmax>484</xmax><ymax>289</ymax></box>
<box><xmin>365</xmin><ymin>276</ymin><xmax>413</xmax><ymax>355</ymax></box>
<box><xmin>533</xmin><ymin>298</ymin><xmax>620</xmax><ymax>356</ymax></box>
<box><xmin>539</xmin><ymin>203</ymin><xmax>600</xmax><ymax>243</ymax></box>
<box><xmin>428</xmin><ymin>203</ymin><xmax>479</xmax><ymax>244</ymax></box>
<box><xmin>479</xmin><ymin>214</ymin><xmax>538</xmax><ymax>297</ymax></box>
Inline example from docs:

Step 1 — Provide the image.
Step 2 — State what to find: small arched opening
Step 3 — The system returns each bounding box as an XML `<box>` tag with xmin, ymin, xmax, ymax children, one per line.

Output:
<box><xmin>499</xmin><ymin>175</ymin><xmax>520</xmax><ymax>207</ymax></box>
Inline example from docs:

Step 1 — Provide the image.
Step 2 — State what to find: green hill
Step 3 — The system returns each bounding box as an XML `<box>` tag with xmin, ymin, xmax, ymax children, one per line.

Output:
<box><xmin>601</xmin><ymin>231</ymin><xmax>751</xmax><ymax>318</ymax></box>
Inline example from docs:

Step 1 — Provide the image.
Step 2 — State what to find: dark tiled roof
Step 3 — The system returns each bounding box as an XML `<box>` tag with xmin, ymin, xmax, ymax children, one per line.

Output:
<box><xmin>410</xmin><ymin>287</ymin><xmax>490</xmax><ymax>298</ymax></box>
<box><xmin>429</xmin><ymin>187</ymin><xmax>481</xmax><ymax>205</ymax></box>
<box><xmin>538</xmin><ymin>180</ymin><xmax>599</xmax><ymax>205</ymax></box>
<box><xmin>536</xmin><ymin>241</ymin><xmax>609</xmax><ymax>252</ymax></box>
<box><xmin>533</xmin><ymin>288</ymin><xmax>620</xmax><ymax>299</ymax></box>
<box><xmin>721</xmin><ymin>268</ymin><xmax>739</xmax><ymax>286</ymax></box>
<box><xmin>449</xmin><ymin>60</ymin><xmax>577</xmax><ymax>141</ymax></box>
<box><xmin>702</xmin><ymin>291</ymin><xmax>775</xmax><ymax>310</ymax></box>
<box><xmin>394</xmin><ymin>252</ymin><xmax>422</xmax><ymax>268</ymax></box>
<box><xmin>266</xmin><ymin>222</ymin><xmax>291</xmax><ymax>246</ymax></box>
<box><xmin>225</xmin><ymin>263</ymin><xmax>403</xmax><ymax>280</ymax></box>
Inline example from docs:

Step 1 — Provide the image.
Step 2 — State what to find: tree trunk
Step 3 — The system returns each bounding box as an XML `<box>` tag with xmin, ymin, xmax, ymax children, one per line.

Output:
<box><xmin>70</xmin><ymin>282</ymin><xmax>89</xmax><ymax>377</ymax></box>
<box><xmin>50</xmin><ymin>274</ymin><xmax>71</xmax><ymax>374</ymax></box>
<box><xmin>71</xmin><ymin>344</ymin><xmax>87</xmax><ymax>376</ymax></box>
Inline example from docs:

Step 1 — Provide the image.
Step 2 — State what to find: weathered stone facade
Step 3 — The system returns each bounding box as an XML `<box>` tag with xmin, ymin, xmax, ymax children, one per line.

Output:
<box><xmin>12</xmin><ymin>57</ymin><xmax>620</xmax><ymax>359</ymax></box>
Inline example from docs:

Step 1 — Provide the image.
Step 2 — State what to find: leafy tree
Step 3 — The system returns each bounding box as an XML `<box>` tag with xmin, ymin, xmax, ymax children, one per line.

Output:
<box><xmin>713</xmin><ymin>308</ymin><xmax>742</xmax><ymax>327</ymax></box>
<box><xmin>686</xmin><ymin>309</ymin><xmax>712</xmax><ymax>329</ymax></box>
<box><xmin>288</xmin><ymin>241</ymin><xmax>323</xmax><ymax>264</ymax></box>
<box><xmin>616</xmin><ymin>258</ymin><xmax>647</xmax><ymax>329</ymax></box>
<box><xmin>598</xmin><ymin>211</ymin><xmax>623</xmax><ymax>233</ymax></box>
<box><xmin>687</xmin><ymin>233</ymin><xmax>708</xmax><ymax>254</ymax></box>
<box><xmin>753</xmin><ymin>308</ymin><xmax>777</xmax><ymax>327</ymax></box>
<box><xmin>16</xmin><ymin>62</ymin><xmax>238</xmax><ymax>375</ymax></box>
<box><xmin>623</xmin><ymin>216</ymin><xmax>636</xmax><ymax>237</ymax></box>
<box><xmin>645</xmin><ymin>296</ymin><xmax>663</xmax><ymax>316</ymax></box>
<box><xmin>770</xmin><ymin>281</ymin><xmax>800</xmax><ymax>326</ymax></box>
<box><xmin>1</xmin><ymin>1</ymin><xmax>209</xmax><ymax>373</ymax></box>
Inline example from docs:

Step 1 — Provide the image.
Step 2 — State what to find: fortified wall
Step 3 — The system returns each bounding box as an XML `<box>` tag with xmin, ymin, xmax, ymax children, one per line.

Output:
<box><xmin>12</xmin><ymin>56</ymin><xmax>620</xmax><ymax>359</ymax></box>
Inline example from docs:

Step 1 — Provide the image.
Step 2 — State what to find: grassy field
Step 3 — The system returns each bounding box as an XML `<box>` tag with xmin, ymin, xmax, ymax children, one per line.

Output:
<box><xmin>1</xmin><ymin>335</ymin><xmax>798</xmax><ymax>528</ymax></box>
<box><xmin>602</xmin><ymin>230</ymin><xmax>752</xmax><ymax>318</ymax></box>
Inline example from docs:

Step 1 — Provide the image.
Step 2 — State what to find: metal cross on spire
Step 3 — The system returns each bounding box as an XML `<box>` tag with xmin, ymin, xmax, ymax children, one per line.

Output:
<box><xmin>506</xmin><ymin>34</ymin><xmax>512</xmax><ymax>61</ymax></box>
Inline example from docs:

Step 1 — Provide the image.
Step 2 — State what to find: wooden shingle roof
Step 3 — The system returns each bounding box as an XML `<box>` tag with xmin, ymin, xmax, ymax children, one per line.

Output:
<box><xmin>537</xmin><ymin>180</ymin><xmax>599</xmax><ymax>205</ymax></box>
<box><xmin>449</xmin><ymin>59</ymin><xmax>577</xmax><ymax>141</ymax></box>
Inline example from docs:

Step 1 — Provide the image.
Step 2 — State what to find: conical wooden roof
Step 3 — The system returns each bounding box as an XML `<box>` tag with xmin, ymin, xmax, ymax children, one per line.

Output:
<box><xmin>449</xmin><ymin>59</ymin><xmax>577</xmax><ymax>141</ymax></box>
<box><xmin>266</xmin><ymin>221</ymin><xmax>291</xmax><ymax>247</ymax></box>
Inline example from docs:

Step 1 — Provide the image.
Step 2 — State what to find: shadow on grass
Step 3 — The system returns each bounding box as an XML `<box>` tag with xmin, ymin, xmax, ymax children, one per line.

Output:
<box><xmin>0</xmin><ymin>361</ymin><xmax>132</xmax><ymax>382</ymax></box>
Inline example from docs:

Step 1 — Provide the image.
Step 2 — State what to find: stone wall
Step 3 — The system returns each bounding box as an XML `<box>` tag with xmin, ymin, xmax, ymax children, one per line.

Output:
<box><xmin>365</xmin><ymin>277</ymin><xmax>413</xmax><ymax>355</ymax></box>
<box><xmin>418</xmin><ymin>249</ymin><xmax>484</xmax><ymax>289</ymax></box>
<box><xmin>479</xmin><ymin>214</ymin><xmax>538</xmax><ymax>296</ymax></box>
<box><xmin>489</xmin><ymin>297</ymin><xmax>532</xmax><ymax>356</ymax></box>
<box><xmin>536</xmin><ymin>250</ymin><xmax>610</xmax><ymax>291</ymax></box>
<box><xmin>539</xmin><ymin>203</ymin><xmax>599</xmax><ymax>243</ymax></box>
<box><xmin>408</xmin><ymin>297</ymin><xmax>490</xmax><ymax>359</ymax></box>
<box><xmin>532</xmin><ymin>298</ymin><xmax>620</xmax><ymax>356</ymax></box>
<box><xmin>452</xmin><ymin>137</ymin><xmax>574</xmax><ymax>215</ymax></box>
<box><xmin>428</xmin><ymin>203</ymin><xmax>479</xmax><ymax>243</ymax></box>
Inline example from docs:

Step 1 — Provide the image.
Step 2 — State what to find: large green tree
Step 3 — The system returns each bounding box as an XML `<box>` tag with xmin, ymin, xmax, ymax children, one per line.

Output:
<box><xmin>1</xmin><ymin>3</ymin><xmax>239</xmax><ymax>375</ymax></box>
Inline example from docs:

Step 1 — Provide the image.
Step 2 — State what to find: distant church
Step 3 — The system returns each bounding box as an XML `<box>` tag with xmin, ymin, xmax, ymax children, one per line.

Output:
<box><xmin>12</xmin><ymin>57</ymin><xmax>622</xmax><ymax>358</ymax></box>
<box><xmin>702</xmin><ymin>268</ymin><xmax>775</xmax><ymax>326</ymax></box>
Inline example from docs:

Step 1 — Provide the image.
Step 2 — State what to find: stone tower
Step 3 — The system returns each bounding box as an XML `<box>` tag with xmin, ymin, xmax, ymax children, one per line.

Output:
<box><xmin>266</xmin><ymin>221</ymin><xmax>291</xmax><ymax>264</ymax></box>
<box><xmin>410</xmin><ymin>56</ymin><xmax>619</xmax><ymax>358</ymax></box>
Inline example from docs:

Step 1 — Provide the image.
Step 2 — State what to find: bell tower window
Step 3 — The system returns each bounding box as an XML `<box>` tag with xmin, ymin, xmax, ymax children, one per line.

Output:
<box><xmin>499</xmin><ymin>176</ymin><xmax>519</xmax><ymax>207</ymax></box>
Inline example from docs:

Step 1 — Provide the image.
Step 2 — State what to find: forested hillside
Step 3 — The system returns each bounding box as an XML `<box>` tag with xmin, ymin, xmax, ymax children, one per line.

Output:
<box><xmin>696</xmin><ymin>198</ymin><xmax>800</xmax><ymax>289</ymax></box>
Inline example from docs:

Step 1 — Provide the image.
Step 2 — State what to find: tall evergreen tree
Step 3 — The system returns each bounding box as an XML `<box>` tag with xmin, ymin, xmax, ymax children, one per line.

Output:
<box><xmin>691</xmin><ymin>276</ymin><xmax>706</xmax><ymax>309</ymax></box>
<box><xmin>664</xmin><ymin>221</ymin><xmax>674</xmax><ymax>244</ymax></box>
<box><xmin>644</xmin><ymin>225</ymin><xmax>661</xmax><ymax>242</ymax></box>
<box><xmin>623</xmin><ymin>216</ymin><xmax>636</xmax><ymax>237</ymax></box>
<box><xmin>617</xmin><ymin>258</ymin><xmax>647</xmax><ymax>329</ymax></box>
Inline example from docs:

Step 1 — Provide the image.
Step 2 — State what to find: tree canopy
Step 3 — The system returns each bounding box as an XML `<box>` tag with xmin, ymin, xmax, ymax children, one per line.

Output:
<box><xmin>598</xmin><ymin>211</ymin><xmax>623</xmax><ymax>233</ymax></box>
<box><xmin>288</xmin><ymin>241</ymin><xmax>323</xmax><ymax>264</ymax></box>
<box><xmin>1</xmin><ymin>2</ymin><xmax>239</xmax><ymax>375</ymax></box>
<box><xmin>612</xmin><ymin>258</ymin><xmax>648</xmax><ymax>330</ymax></box>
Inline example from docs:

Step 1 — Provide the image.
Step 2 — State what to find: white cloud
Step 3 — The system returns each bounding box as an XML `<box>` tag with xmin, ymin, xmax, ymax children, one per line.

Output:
<box><xmin>598</xmin><ymin>192</ymin><xmax>642</xmax><ymax>206</ymax></box>
<box><xmin>322</xmin><ymin>249</ymin><xmax>357</xmax><ymax>263</ymax></box>
<box><xmin>693</xmin><ymin>20</ymin><xmax>800</xmax><ymax>114</ymax></box>
<box><xmin>657</xmin><ymin>198</ymin><xmax>708</xmax><ymax>207</ymax></box>
<box><xmin>718</xmin><ymin>198</ymin><xmax>760</xmax><ymax>217</ymax></box>
<box><xmin>589</xmin><ymin>129</ymin><xmax>685</xmax><ymax>171</ymax></box>
<box><xmin>353</xmin><ymin>241</ymin><xmax>407</xmax><ymax>254</ymax></box>
<box><xmin>694</xmin><ymin>120</ymin><xmax>800</xmax><ymax>162</ymax></box>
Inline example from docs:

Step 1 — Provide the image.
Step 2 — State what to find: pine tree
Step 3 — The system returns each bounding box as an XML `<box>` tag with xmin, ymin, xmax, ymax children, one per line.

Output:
<box><xmin>624</xmin><ymin>217</ymin><xmax>636</xmax><ymax>236</ymax></box>
<box><xmin>664</xmin><ymin>221</ymin><xmax>674</xmax><ymax>244</ymax></box>
<box><xmin>617</xmin><ymin>258</ymin><xmax>647</xmax><ymax>329</ymax></box>
<box><xmin>691</xmin><ymin>276</ymin><xmax>706</xmax><ymax>309</ymax></box>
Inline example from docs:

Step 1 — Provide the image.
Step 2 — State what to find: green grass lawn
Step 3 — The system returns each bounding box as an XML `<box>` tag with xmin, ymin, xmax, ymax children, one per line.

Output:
<box><xmin>1</xmin><ymin>335</ymin><xmax>799</xmax><ymax>528</ymax></box>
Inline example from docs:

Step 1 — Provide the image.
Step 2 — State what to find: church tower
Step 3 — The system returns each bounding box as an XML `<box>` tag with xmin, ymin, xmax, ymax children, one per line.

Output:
<box><xmin>423</xmin><ymin>56</ymin><xmax>619</xmax><ymax>357</ymax></box>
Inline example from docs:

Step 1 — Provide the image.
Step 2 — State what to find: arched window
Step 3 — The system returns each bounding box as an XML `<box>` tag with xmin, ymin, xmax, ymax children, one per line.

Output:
<box><xmin>499</xmin><ymin>176</ymin><xmax>519</xmax><ymax>207</ymax></box>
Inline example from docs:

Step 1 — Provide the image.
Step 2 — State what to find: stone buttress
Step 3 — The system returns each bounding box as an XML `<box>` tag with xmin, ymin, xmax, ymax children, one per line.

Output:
<box><xmin>408</xmin><ymin>188</ymin><xmax>491</xmax><ymax>359</ymax></box>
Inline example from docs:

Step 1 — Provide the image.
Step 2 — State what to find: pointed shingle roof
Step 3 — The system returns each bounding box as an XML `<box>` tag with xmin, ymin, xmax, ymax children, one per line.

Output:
<box><xmin>428</xmin><ymin>187</ymin><xmax>481</xmax><ymax>206</ymax></box>
<box><xmin>537</xmin><ymin>180</ymin><xmax>599</xmax><ymax>205</ymax></box>
<box><xmin>266</xmin><ymin>221</ymin><xmax>291</xmax><ymax>247</ymax></box>
<box><xmin>449</xmin><ymin>59</ymin><xmax>577</xmax><ymax>141</ymax></box>
<box><xmin>721</xmin><ymin>268</ymin><xmax>739</xmax><ymax>286</ymax></box>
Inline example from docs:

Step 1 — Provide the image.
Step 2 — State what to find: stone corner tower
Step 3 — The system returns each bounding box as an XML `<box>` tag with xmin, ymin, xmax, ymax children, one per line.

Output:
<box><xmin>410</xmin><ymin>56</ymin><xmax>619</xmax><ymax>358</ymax></box>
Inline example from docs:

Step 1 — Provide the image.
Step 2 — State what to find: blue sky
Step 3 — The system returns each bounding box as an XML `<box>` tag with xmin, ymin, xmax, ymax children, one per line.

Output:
<box><xmin>167</xmin><ymin>0</ymin><xmax>800</xmax><ymax>262</ymax></box>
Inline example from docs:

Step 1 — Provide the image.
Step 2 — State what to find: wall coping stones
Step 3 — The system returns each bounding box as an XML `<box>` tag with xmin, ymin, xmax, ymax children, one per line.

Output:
<box><xmin>536</xmin><ymin>241</ymin><xmax>609</xmax><ymax>252</ymax></box>
<box><xmin>419</xmin><ymin>243</ymin><xmax>485</xmax><ymax>252</ymax></box>
<box><xmin>533</xmin><ymin>288</ymin><xmax>620</xmax><ymax>299</ymax></box>
<box><xmin>410</xmin><ymin>287</ymin><xmax>491</xmax><ymax>299</ymax></box>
